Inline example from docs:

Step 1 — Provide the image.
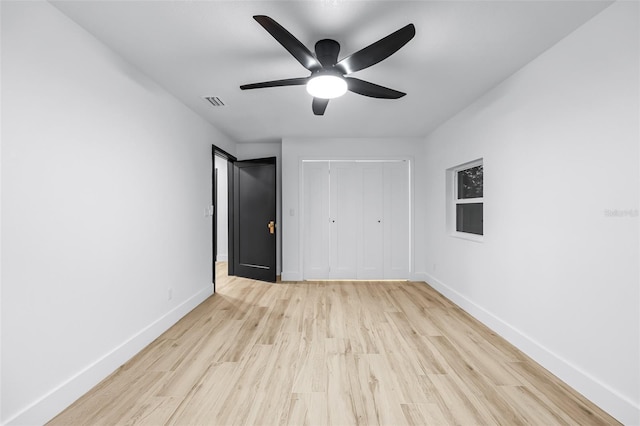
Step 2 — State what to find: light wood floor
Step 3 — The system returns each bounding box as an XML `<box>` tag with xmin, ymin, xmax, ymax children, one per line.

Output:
<box><xmin>50</xmin><ymin>263</ymin><xmax>618</xmax><ymax>425</ymax></box>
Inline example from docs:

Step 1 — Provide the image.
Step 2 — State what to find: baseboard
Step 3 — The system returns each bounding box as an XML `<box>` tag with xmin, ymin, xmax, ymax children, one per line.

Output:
<box><xmin>281</xmin><ymin>271</ymin><xmax>302</xmax><ymax>282</ymax></box>
<box><xmin>411</xmin><ymin>271</ymin><xmax>429</xmax><ymax>282</ymax></box>
<box><xmin>4</xmin><ymin>285</ymin><xmax>214</xmax><ymax>426</ymax></box>
<box><xmin>283</xmin><ymin>272</ymin><xmax>421</xmax><ymax>282</ymax></box>
<box><xmin>422</xmin><ymin>272</ymin><xmax>639</xmax><ymax>426</ymax></box>
<box><xmin>216</xmin><ymin>254</ymin><xmax>228</xmax><ymax>262</ymax></box>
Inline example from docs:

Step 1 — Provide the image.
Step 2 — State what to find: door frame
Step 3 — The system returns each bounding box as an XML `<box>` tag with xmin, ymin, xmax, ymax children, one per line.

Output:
<box><xmin>212</xmin><ymin>144</ymin><xmax>237</xmax><ymax>292</ymax></box>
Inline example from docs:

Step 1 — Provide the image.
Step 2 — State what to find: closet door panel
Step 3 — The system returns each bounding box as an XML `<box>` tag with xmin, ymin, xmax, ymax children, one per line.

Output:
<box><xmin>303</xmin><ymin>162</ymin><xmax>330</xmax><ymax>279</ymax></box>
<box><xmin>359</xmin><ymin>163</ymin><xmax>384</xmax><ymax>278</ymax></box>
<box><xmin>330</xmin><ymin>163</ymin><xmax>359</xmax><ymax>279</ymax></box>
<box><xmin>384</xmin><ymin>161</ymin><xmax>410</xmax><ymax>279</ymax></box>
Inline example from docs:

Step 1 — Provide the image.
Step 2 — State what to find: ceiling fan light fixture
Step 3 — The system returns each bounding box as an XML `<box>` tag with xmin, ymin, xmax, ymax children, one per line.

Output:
<box><xmin>240</xmin><ymin>16</ymin><xmax>416</xmax><ymax>114</ymax></box>
<box><xmin>306</xmin><ymin>74</ymin><xmax>347</xmax><ymax>99</ymax></box>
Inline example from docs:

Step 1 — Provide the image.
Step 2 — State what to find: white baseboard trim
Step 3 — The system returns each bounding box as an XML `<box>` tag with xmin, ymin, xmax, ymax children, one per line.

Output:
<box><xmin>421</xmin><ymin>272</ymin><xmax>639</xmax><ymax>426</ymax></box>
<box><xmin>411</xmin><ymin>271</ymin><xmax>429</xmax><ymax>282</ymax></box>
<box><xmin>216</xmin><ymin>254</ymin><xmax>228</xmax><ymax>262</ymax></box>
<box><xmin>281</xmin><ymin>271</ymin><xmax>302</xmax><ymax>282</ymax></box>
<box><xmin>4</xmin><ymin>285</ymin><xmax>214</xmax><ymax>426</ymax></box>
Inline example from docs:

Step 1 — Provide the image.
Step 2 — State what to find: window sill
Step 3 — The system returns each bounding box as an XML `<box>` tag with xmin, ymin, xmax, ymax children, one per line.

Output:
<box><xmin>451</xmin><ymin>231</ymin><xmax>484</xmax><ymax>243</ymax></box>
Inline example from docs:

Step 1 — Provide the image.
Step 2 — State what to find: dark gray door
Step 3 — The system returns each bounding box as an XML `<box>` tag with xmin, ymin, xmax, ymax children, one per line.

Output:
<box><xmin>233</xmin><ymin>157</ymin><xmax>276</xmax><ymax>282</ymax></box>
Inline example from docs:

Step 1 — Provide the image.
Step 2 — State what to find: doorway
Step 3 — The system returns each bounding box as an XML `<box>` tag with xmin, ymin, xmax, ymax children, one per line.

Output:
<box><xmin>212</xmin><ymin>145</ymin><xmax>278</xmax><ymax>288</ymax></box>
<box><xmin>214</xmin><ymin>154</ymin><xmax>229</xmax><ymax>276</ymax></box>
<box><xmin>212</xmin><ymin>145</ymin><xmax>235</xmax><ymax>291</ymax></box>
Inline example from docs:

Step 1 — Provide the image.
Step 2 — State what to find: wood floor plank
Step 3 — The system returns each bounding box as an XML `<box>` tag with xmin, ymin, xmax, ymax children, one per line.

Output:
<box><xmin>283</xmin><ymin>392</ymin><xmax>328</xmax><ymax>426</ymax></box>
<box><xmin>366</xmin><ymin>353</ymin><xmax>410</xmax><ymax>425</ymax></box>
<box><xmin>401</xmin><ymin>402</ymin><xmax>449</xmax><ymax>425</ymax></box>
<box><xmin>325</xmin><ymin>353</ymin><xmax>360</xmax><ymax>425</ymax></box>
<box><xmin>245</xmin><ymin>333</ymin><xmax>304</xmax><ymax>426</ymax></box>
<box><xmin>120</xmin><ymin>395</ymin><xmax>181</xmax><ymax>426</ymax></box>
<box><xmin>506</xmin><ymin>360</ymin><xmax>615</xmax><ymax>425</ymax></box>
<box><xmin>291</xmin><ymin>339</ymin><xmax>326</xmax><ymax>393</ymax></box>
<box><xmin>49</xmin><ymin>263</ymin><xmax>620</xmax><ymax>425</ymax></box>
<box><xmin>344</xmin><ymin>354</ymin><xmax>381</xmax><ymax>424</ymax></box>
<box><xmin>215</xmin><ymin>344</ymin><xmax>273</xmax><ymax>425</ymax></box>
<box><xmin>371</xmin><ymin>320</ymin><xmax>431</xmax><ymax>404</ymax></box>
<box><xmin>386</xmin><ymin>311</ymin><xmax>446</xmax><ymax>374</ymax></box>
<box><xmin>164</xmin><ymin>361</ymin><xmax>238</xmax><ymax>425</ymax></box>
<box><xmin>427</xmin><ymin>373</ymin><xmax>492</xmax><ymax>425</ymax></box>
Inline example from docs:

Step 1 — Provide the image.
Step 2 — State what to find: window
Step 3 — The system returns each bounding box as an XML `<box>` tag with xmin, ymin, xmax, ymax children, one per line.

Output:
<box><xmin>452</xmin><ymin>160</ymin><xmax>483</xmax><ymax>237</ymax></box>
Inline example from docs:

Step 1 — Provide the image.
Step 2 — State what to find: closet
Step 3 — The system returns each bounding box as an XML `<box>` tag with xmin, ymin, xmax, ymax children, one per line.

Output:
<box><xmin>302</xmin><ymin>160</ymin><xmax>410</xmax><ymax>280</ymax></box>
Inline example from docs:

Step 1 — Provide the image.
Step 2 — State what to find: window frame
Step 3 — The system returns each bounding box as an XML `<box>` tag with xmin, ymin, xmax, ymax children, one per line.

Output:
<box><xmin>450</xmin><ymin>159</ymin><xmax>484</xmax><ymax>242</ymax></box>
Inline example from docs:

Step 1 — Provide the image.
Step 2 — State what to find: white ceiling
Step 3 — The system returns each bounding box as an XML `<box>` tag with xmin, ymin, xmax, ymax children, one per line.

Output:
<box><xmin>51</xmin><ymin>0</ymin><xmax>611</xmax><ymax>144</ymax></box>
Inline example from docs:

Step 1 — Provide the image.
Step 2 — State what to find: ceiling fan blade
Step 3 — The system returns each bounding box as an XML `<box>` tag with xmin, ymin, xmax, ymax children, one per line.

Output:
<box><xmin>335</xmin><ymin>24</ymin><xmax>415</xmax><ymax>75</ymax></box>
<box><xmin>240</xmin><ymin>77</ymin><xmax>309</xmax><ymax>90</ymax></box>
<box><xmin>346</xmin><ymin>77</ymin><xmax>406</xmax><ymax>99</ymax></box>
<box><xmin>253</xmin><ymin>15</ymin><xmax>322</xmax><ymax>72</ymax></box>
<box><xmin>312</xmin><ymin>98</ymin><xmax>329</xmax><ymax>115</ymax></box>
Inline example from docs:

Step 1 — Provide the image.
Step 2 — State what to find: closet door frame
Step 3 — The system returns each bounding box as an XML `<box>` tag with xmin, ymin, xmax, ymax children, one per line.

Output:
<box><xmin>299</xmin><ymin>158</ymin><xmax>413</xmax><ymax>280</ymax></box>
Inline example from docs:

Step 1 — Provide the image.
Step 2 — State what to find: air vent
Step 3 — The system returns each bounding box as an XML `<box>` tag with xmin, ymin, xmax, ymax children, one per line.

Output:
<box><xmin>204</xmin><ymin>96</ymin><xmax>225</xmax><ymax>107</ymax></box>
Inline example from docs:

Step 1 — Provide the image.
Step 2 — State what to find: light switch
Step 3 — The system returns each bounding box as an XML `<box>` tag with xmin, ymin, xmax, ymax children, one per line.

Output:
<box><xmin>290</xmin><ymin>208</ymin><xmax>295</xmax><ymax>216</ymax></box>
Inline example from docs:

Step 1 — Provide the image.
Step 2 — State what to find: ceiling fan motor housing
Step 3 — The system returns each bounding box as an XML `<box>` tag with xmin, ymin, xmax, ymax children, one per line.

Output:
<box><xmin>315</xmin><ymin>39</ymin><xmax>341</xmax><ymax>68</ymax></box>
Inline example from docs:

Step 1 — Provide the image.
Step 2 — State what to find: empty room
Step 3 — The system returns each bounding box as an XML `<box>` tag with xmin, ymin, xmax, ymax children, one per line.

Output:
<box><xmin>1</xmin><ymin>0</ymin><xmax>638</xmax><ymax>425</ymax></box>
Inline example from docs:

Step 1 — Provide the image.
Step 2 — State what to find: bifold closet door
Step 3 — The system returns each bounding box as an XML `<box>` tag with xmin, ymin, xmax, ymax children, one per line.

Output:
<box><xmin>302</xmin><ymin>160</ymin><xmax>410</xmax><ymax>280</ymax></box>
<box><xmin>302</xmin><ymin>162</ymin><xmax>330</xmax><ymax>279</ymax></box>
<box><xmin>383</xmin><ymin>161</ymin><xmax>410</xmax><ymax>279</ymax></box>
<box><xmin>329</xmin><ymin>162</ymin><xmax>360</xmax><ymax>279</ymax></box>
<box><xmin>359</xmin><ymin>163</ymin><xmax>384</xmax><ymax>279</ymax></box>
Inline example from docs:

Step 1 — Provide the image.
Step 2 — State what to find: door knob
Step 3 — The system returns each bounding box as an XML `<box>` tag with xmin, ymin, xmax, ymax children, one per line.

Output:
<box><xmin>267</xmin><ymin>220</ymin><xmax>275</xmax><ymax>234</ymax></box>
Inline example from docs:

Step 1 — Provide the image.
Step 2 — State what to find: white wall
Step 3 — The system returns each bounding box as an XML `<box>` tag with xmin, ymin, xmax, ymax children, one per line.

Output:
<box><xmin>214</xmin><ymin>155</ymin><xmax>228</xmax><ymax>262</ymax></box>
<box><xmin>236</xmin><ymin>142</ymin><xmax>283</xmax><ymax>275</ymax></box>
<box><xmin>421</xmin><ymin>2</ymin><xmax>639</xmax><ymax>424</ymax></box>
<box><xmin>0</xmin><ymin>2</ymin><xmax>236</xmax><ymax>424</ymax></box>
<box><xmin>281</xmin><ymin>138</ymin><xmax>427</xmax><ymax>281</ymax></box>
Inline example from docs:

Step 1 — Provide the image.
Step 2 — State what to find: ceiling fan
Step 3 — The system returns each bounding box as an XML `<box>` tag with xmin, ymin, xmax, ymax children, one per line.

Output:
<box><xmin>240</xmin><ymin>16</ymin><xmax>416</xmax><ymax>116</ymax></box>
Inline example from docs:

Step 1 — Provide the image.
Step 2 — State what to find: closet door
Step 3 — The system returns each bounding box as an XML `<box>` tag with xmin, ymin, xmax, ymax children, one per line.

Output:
<box><xmin>303</xmin><ymin>162</ymin><xmax>330</xmax><ymax>279</ymax></box>
<box><xmin>384</xmin><ymin>161</ymin><xmax>410</xmax><ymax>279</ymax></box>
<box><xmin>329</xmin><ymin>162</ymin><xmax>360</xmax><ymax>279</ymax></box>
<box><xmin>358</xmin><ymin>163</ymin><xmax>384</xmax><ymax>279</ymax></box>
